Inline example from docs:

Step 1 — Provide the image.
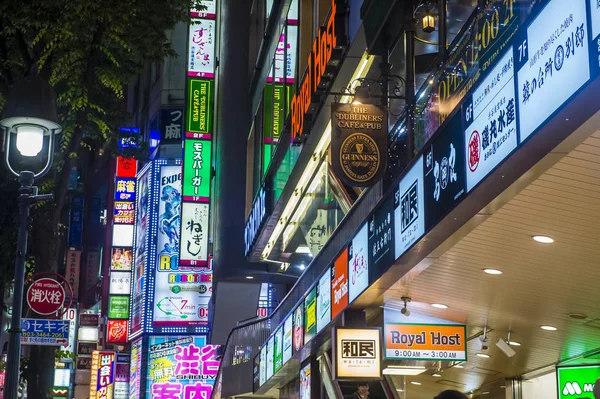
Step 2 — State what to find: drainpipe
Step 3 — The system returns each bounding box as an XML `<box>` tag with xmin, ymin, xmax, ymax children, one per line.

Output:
<box><xmin>405</xmin><ymin>0</ymin><xmax>416</xmax><ymax>157</ymax></box>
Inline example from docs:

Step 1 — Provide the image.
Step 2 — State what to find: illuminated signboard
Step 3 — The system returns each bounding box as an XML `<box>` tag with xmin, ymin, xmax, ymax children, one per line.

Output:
<box><xmin>274</xmin><ymin>327</ymin><xmax>283</xmax><ymax>373</ymax></box>
<box><xmin>116</xmin><ymin>157</ymin><xmax>137</xmax><ymax>178</ymax></box>
<box><xmin>109</xmin><ymin>272</ymin><xmax>131</xmax><ymax>295</ymax></box>
<box><xmin>367</xmin><ymin>196</ymin><xmax>394</xmax><ymax>277</ymax></box>
<box><xmin>259</xmin><ymin>345</ymin><xmax>266</xmax><ymax>386</ymax></box>
<box><xmin>106</xmin><ymin>320</ymin><xmax>128</xmax><ymax>344</ymax></box>
<box><xmin>186</xmin><ymin>79</ymin><xmax>214</xmax><ymax>136</ymax></box>
<box><xmin>283</xmin><ymin>315</ymin><xmax>293</xmax><ymax>363</ymax></box>
<box><xmin>154</xmin><ymin>271</ymin><xmax>212</xmax><ymax>326</ymax></box>
<box><xmin>334</xmin><ymin>328</ymin><xmax>381</xmax><ymax>379</ymax></box>
<box><xmin>182</xmin><ymin>139</ymin><xmax>212</xmax><ymax>202</ymax></box>
<box><xmin>66</xmin><ymin>250</ymin><xmax>81</xmax><ymax>300</ymax></box>
<box><xmin>90</xmin><ymin>351</ymin><xmax>115</xmax><ymax>399</ymax></box>
<box><xmin>129</xmin><ymin>166</ymin><xmax>150</xmax><ymax>338</ymax></box>
<box><xmin>384</xmin><ymin>323</ymin><xmax>467</xmax><ymax>361</ymax></box>
<box><xmin>108</xmin><ymin>296</ymin><xmax>130</xmax><ymax>319</ymax></box>
<box><xmin>179</xmin><ymin>203</ymin><xmax>210</xmax><ymax>267</ymax></box>
<box><xmin>290</xmin><ymin>0</ymin><xmax>341</xmax><ymax>142</ymax></box>
<box><xmin>331</xmin><ymin>249</ymin><xmax>348</xmax><ymax>320</ymax></box>
<box><xmin>115</xmin><ymin>178</ymin><xmax>136</xmax><ymax>201</ymax></box>
<box><xmin>114</xmin><ymin>201</ymin><xmax>135</xmax><ymax>225</ymax></box>
<box><xmin>556</xmin><ymin>365</ymin><xmax>600</xmax><ymax>399</ymax></box>
<box><xmin>155</xmin><ymin>165</ymin><xmax>182</xmax><ymax>273</ymax></box>
<box><xmin>292</xmin><ymin>304</ymin><xmax>304</xmax><ymax>353</ymax></box>
<box><xmin>266</xmin><ymin>336</ymin><xmax>274</xmax><ymax>380</ymax></box>
<box><xmin>316</xmin><ymin>271</ymin><xmax>331</xmax><ymax>333</ymax></box>
<box><xmin>112</xmin><ymin>225</ymin><xmax>134</xmax><ymax>247</ymax></box>
<box><xmin>245</xmin><ymin>185</ymin><xmax>269</xmax><ymax>256</ymax></box>
<box><xmin>191</xmin><ymin>0</ymin><xmax>217</xmax><ymax>19</ymax></box>
<box><xmin>146</xmin><ymin>336</ymin><xmax>220</xmax><ymax>398</ymax></box>
<box><xmin>111</xmin><ymin>247</ymin><xmax>133</xmax><ymax>271</ymax></box>
<box><xmin>60</xmin><ymin>308</ymin><xmax>77</xmax><ymax>357</ymax></box>
<box><xmin>348</xmin><ymin>224</ymin><xmax>369</xmax><ymax>303</ymax></box>
<box><xmin>394</xmin><ymin>156</ymin><xmax>425</xmax><ymax>259</ymax></box>
<box><xmin>129</xmin><ymin>338</ymin><xmax>143</xmax><ymax>399</ymax></box>
<box><xmin>516</xmin><ymin>0</ymin><xmax>590</xmax><ymax>142</ymax></box>
<box><xmin>304</xmin><ymin>287</ymin><xmax>317</xmax><ymax>343</ymax></box>
<box><xmin>300</xmin><ymin>362</ymin><xmax>311</xmax><ymax>399</ymax></box>
<box><xmin>188</xmin><ymin>19</ymin><xmax>216</xmax><ymax>78</ymax></box>
<box><xmin>268</xmin><ymin>26</ymin><xmax>298</xmax><ymax>83</ymax></box>
<box><xmin>464</xmin><ymin>47</ymin><xmax>518</xmax><ymax>192</ymax></box>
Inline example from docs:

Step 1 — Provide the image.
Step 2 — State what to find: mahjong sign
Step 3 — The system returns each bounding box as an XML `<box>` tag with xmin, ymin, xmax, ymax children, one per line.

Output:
<box><xmin>557</xmin><ymin>365</ymin><xmax>600</xmax><ymax>398</ymax></box>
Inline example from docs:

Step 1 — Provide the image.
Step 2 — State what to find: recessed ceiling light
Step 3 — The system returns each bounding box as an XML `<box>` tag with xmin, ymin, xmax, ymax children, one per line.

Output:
<box><xmin>295</xmin><ymin>245</ymin><xmax>311</xmax><ymax>254</ymax></box>
<box><xmin>411</xmin><ymin>382</ymin><xmax>422</xmax><ymax>386</ymax></box>
<box><xmin>541</xmin><ymin>325</ymin><xmax>557</xmax><ymax>331</ymax></box>
<box><xmin>483</xmin><ymin>268</ymin><xmax>502</xmax><ymax>275</ymax></box>
<box><xmin>533</xmin><ymin>235</ymin><xmax>554</xmax><ymax>243</ymax></box>
<box><xmin>476</xmin><ymin>353</ymin><xmax>490</xmax><ymax>358</ymax></box>
<box><xmin>431</xmin><ymin>303</ymin><xmax>449</xmax><ymax>309</ymax></box>
<box><xmin>432</xmin><ymin>373</ymin><xmax>441</xmax><ymax>377</ymax></box>
<box><xmin>508</xmin><ymin>341</ymin><xmax>521</xmax><ymax>347</ymax></box>
<box><xmin>500</xmin><ymin>386</ymin><xmax>506</xmax><ymax>389</ymax></box>
<box><xmin>383</xmin><ymin>366</ymin><xmax>426</xmax><ymax>376</ymax></box>
<box><xmin>246</xmin><ymin>276</ymin><xmax>254</xmax><ymax>280</ymax></box>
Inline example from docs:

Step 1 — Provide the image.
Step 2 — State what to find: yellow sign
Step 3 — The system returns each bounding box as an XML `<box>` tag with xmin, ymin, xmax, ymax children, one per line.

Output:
<box><xmin>334</xmin><ymin>328</ymin><xmax>381</xmax><ymax>379</ymax></box>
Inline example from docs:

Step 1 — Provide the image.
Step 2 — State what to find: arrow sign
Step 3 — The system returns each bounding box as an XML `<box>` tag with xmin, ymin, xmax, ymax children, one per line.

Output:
<box><xmin>21</xmin><ymin>318</ymin><xmax>69</xmax><ymax>346</ymax></box>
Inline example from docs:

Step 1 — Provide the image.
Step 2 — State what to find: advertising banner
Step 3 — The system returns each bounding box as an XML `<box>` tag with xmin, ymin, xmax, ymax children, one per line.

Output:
<box><xmin>190</xmin><ymin>0</ymin><xmax>217</xmax><ymax>19</ymax></box>
<box><xmin>106</xmin><ymin>320</ymin><xmax>128</xmax><ymax>343</ymax></box>
<box><xmin>384</xmin><ymin>323</ymin><xmax>467</xmax><ymax>361</ymax></box>
<box><xmin>182</xmin><ymin>139</ymin><xmax>212</xmax><ymax>202</ymax></box>
<box><xmin>283</xmin><ymin>315</ymin><xmax>293</xmax><ymax>363</ymax></box>
<box><xmin>146</xmin><ymin>336</ymin><xmax>220</xmax><ymax>399</ymax></box>
<box><xmin>111</xmin><ymin>248</ymin><xmax>133</xmax><ymax>271</ymax></box>
<box><xmin>153</xmin><ymin>271</ymin><xmax>212</xmax><ymax>326</ymax></box>
<box><xmin>188</xmin><ymin>19</ymin><xmax>216</xmax><ymax>78</ymax></box>
<box><xmin>556</xmin><ymin>365</ymin><xmax>600</xmax><ymax>399</ymax></box>
<box><xmin>130</xmin><ymin>167</ymin><xmax>149</xmax><ymax>336</ymax></box>
<box><xmin>394</xmin><ymin>156</ymin><xmax>425</xmax><ymax>260</ymax></box>
<box><xmin>293</xmin><ymin>305</ymin><xmax>304</xmax><ymax>353</ymax></box>
<box><xmin>129</xmin><ymin>338</ymin><xmax>143</xmax><ymax>399</ymax></box>
<box><xmin>156</xmin><ymin>165</ymin><xmax>182</xmax><ymax>273</ymax></box>
<box><xmin>304</xmin><ymin>287</ymin><xmax>317</xmax><ymax>343</ymax></box>
<box><xmin>68</xmin><ymin>195</ymin><xmax>84</xmax><ymax>248</ymax></box>
<box><xmin>116</xmin><ymin>157</ymin><xmax>137</xmax><ymax>178</ymax></box>
<box><xmin>331</xmin><ymin>103</ymin><xmax>387</xmax><ymax>187</ymax></box>
<box><xmin>159</xmin><ymin>107</ymin><xmax>184</xmax><ymax>144</ymax></box>
<box><xmin>268</xmin><ymin>26</ymin><xmax>298</xmax><ymax>83</ymax></box>
<box><xmin>179</xmin><ymin>203</ymin><xmax>210</xmax><ymax>267</ymax></box>
<box><xmin>21</xmin><ymin>318</ymin><xmax>69</xmax><ymax>346</ymax></box>
<box><xmin>300</xmin><ymin>363</ymin><xmax>311</xmax><ymax>399</ymax></box>
<box><xmin>334</xmin><ymin>328</ymin><xmax>381</xmax><ymax>379</ymax></box>
<box><xmin>316</xmin><ymin>271</ymin><xmax>331</xmax><ymax>333</ymax></box>
<box><xmin>186</xmin><ymin>79</ymin><xmax>214</xmax><ymax>136</ymax></box>
<box><xmin>266</xmin><ymin>336</ymin><xmax>274</xmax><ymax>380</ymax></box>
<box><xmin>259</xmin><ymin>346</ymin><xmax>266</xmax><ymax>386</ymax></box>
<box><xmin>274</xmin><ymin>327</ymin><xmax>283</xmax><ymax>373</ymax></box>
<box><xmin>348</xmin><ymin>224</ymin><xmax>369</xmax><ymax>303</ymax></box>
<box><xmin>109</xmin><ymin>272</ymin><xmax>131</xmax><ymax>295</ymax></box>
<box><xmin>331</xmin><ymin>248</ymin><xmax>349</xmax><ymax>320</ymax></box>
<box><xmin>114</xmin><ymin>201</ymin><xmax>135</xmax><ymax>225</ymax></box>
<box><xmin>367</xmin><ymin>196</ymin><xmax>394</xmax><ymax>278</ymax></box>
<box><xmin>424</xmin><ymin>112</ymin><xmax>466</xmax><ymax>229</ymax></box>
<box><xmin>61</xmin><ymin>308</ymin><xmax>78</xmax><ymax>356</ymax></box>
<box><xmin>115</xmin><ymin>178</ymin><xmax>136</xmax><ymax>201</ymax></box>
<box><xmin>66</xmin><ymin>250</ymin><xmax>81</xmax><ymax>300</ymax></box>
<box><xmin>464</xmin><ymin>47</ymin><xmax>518</xmax><ymax>192</ymax></box>
<box><xmin>516</xmin><ymin>0</ymin><xmax>590</xmax><ymax>142</ymax></box>
<box><xmin>90</xmin><ymin>351</ymin><xmax>115</xmax><ymax>399</ymax></box>
<box><xmin>108</xmin><ymin>296</ymin><xmax>130</xmax><ymax>319</ymax></box>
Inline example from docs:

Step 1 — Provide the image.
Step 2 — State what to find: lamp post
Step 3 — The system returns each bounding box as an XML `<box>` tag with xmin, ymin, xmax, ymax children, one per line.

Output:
<box><xmin>0</xmin><ymin>76</ymin><xmax>62</xmax><ymax>399</ymax></box>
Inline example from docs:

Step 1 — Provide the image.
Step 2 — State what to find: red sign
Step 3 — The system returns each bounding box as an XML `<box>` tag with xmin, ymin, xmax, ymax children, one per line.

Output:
<box><xmin>27</xmin><ymin>278</ymin><xmax>65</xmax><ymax>315</ymax></box>
<box><xmin>106</xmin><ymin>320</ymin><xmax>128</xmax><ymax>343</ymax></box>
<box><xmin>116</xmin><ymin>157</ymin><xmax>138</xmax><ymax>178</ymax></box>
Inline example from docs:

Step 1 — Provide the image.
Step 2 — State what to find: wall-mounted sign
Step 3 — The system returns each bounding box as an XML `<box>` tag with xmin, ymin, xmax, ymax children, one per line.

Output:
<box><xmin>66</xmin><ymin>250</ymin><xmax>81</xmax><ymax>300</ymax></box>
<box><xmin>304</xmin><ymin>287</ymin><xmax>317</xmax><ymax>343</ymax></box>
<box><xmin>348</xmin><ymin>224</ymin><xmax>369</xmax><ymax>303</ymax></box>
<box><xmin>293</xmin><ymin>305</ymin><xmax>304</xmax><ymax>353</ymax></box>
<box><xmin>115</xmin><ymin>178</ymin><xmax>136</xmax><ymax>201</ymax></box>
<box><xmin>334</xmin><ymin>328</ymin><xmax>381</xmax><ymax>379</ymax></box>
<box><xmin>266</xmin><ymin>336</ymin><xmax>275</xmax><ymax>380</ymax></box>
<box><xmin>61</xmin><ymin>308</ymin><xmax>78</xmax><ymax>355</ymax></box>
<box><xmin>68</xmin><ymin>194</ymin><xmax>84</xmax><ymax>248</ymax></box>
<box><xmin>291</xmin><ymin>0</ymin><xmax>343</xmax><ymax>141</ymax></box>
<box><xmin>27</xmin><ymin>277</ymin><xmax>65</xmax><ymax>316</ymax></box>
<box><xmin>263</xmin><ymin>84</ymin><xmax>292</xmax><ymax>141</ymax></box>
<box><xmin>156</xmin><ymin>165</ymin><xmax>182</xmax><ymax>274</ymax></box>
<box><xmin>331</xmin><ymin>103</ymin><xmax>387</xmax><ymax>186</ymax></box>
<box><xmin>464</xmin><ymin>47</ymin><xmax>518</xmax><ymax>192</ymax></box>
<box><xmin>394</xmin><ymin>156</ymin><xmax>425</xmax><ymax>260</ymax></box>
<box><xmin>78</xmin><ymin>342</ymin><xmax>97</xmax><ymax>356</ymax></box>
<box><xmin>283</xmin><ymin>315</ymin><xmax>293</xmax><ymax>363</ymax></box>
<box><xmin>106</xmin><ymin>320</ymin><xmax>128</xmax><ymax>344</ymax></box>
<box><xmin>253</xmin><ymin>353</ymin><xmax>261</xmax><ymax>393</ymax></box>
<box><xmin>331</xmin><ymin>249</ymin><xmax>349</xmax><ymax>320</ymax></box>
<box><xmin>112</xmin><ymin>224</ymin><xmax>134</xmax><ymax>247</ymax></box>
<box><xmin>116</xmin><ymin>157</ymin><xmax>137</xmax><ymax>178</ymax></box>
<box><xmin>556</xmin><ymin>365</ymin><xmax>600</xmax><ymax>399</ymax></box>
<box><xmin>384</xmin><ymin>323</ymin><xmax>467</xmax><ymax>361</ymax></box>
<box><xmin>147</xmin><ymin>336</ymin><xmax>220</xmax><ymax>397</ymax></box>
<box><xmin>114</xmin><ymin>202</ymin><xmax>135</xmax><ymax>225</ymax></box>
<box><xmin>274</xmin><ymin>327</ymin><xmax>284</xmax><ymax>374</ymax></box>
<box><xmin>179</xmin><ymin>202</ymin><xmax>210</xmax><ymax>267</ymax></box>
<box><xmin>424</xmin><ymin>111</ymin><xmax>466</xmax><ymax>229</ymax></box>
<box><xmin>108</xmin><ymin>296</ymin><xmax>130</xmax><ymax>320</ymax></box>
<box><xmin>111</xmin><ymin>247</ymin><xmax>133</xmax><ymax>271</ymax></box>
<box><xmin>129</xmin><ymin>338</ymin><xmax>143</xmax><ymax>399</ymax></box>
<box><xmin>188</xmin><ymin>19</ymin><xmax>216</xmax><ymax>78</ymax></box>
<box><xmin>316</xmin><ymin>271</ymin><xmax>331</xmax><ymax>333</ymax></box>
<box><xmin>109</xmin><ymin>272</ymin><xmax>131</xmax><ymax>295</ymax></box>
<box><xmin>182</xmin><ymin>139</ymin><xmax>212</xmax><ymax>202</ymax></box>
<box><xmin>268</xmin><ymin>26</ymin><xmax>298</xmax><ymax>83</ymax></box>
<box><xmin>245</xmin><ymin>186</ymin><xmax>270</xmax><ymax>256</ymax></box>
<box><xmin>516</xmin><ymin>0</ymin><xmax>590</xmax><ymax>142</ymax></box>
<box><xmin>153</xmin><ymin>271</ymin><xmax>212</xmax><ymax>326</ymax></box>
<box><xmin>190</xmin><ymin>0</ymin><xmax>217</xmax><ymax>19</ymax></box>
<box><xmin>159</xmin><ymin>107</ymin><xmax>184</xmax><ymax>144</ymax></box>
<box><xmin>90</xmin><ymin>351</ymin><xmax>115</xmax><ymax>399</ymax></box>
<box><xmin>259</xmin><ymin>345</ymin><xmax>267</xmax><ymax>386</ymax></box>
<box><xmin>367</xmin><ymin>196</ymin><xmax>394</xmax><ymax>278</ymax></box>
<box><xmin>300</xmin><ymin>362</ymin><xmax>311</xmax><ymax>399</ymax></box>
<box><xmin>80</xmin><ymin>314</ymin><xmax>100</xmax><ymax>327</ymax></box>
<box><xmin>187</xmin><ymin>79</ymin><xmax>214</xmax><ymax>136</ymax></box>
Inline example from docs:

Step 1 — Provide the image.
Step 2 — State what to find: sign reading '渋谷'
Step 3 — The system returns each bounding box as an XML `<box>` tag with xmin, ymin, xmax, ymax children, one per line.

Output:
<box><xmin>187</xmin><ymin>79</ymin><xmax>214</xmax><ymax>136</ymax></box>
<box><xmin>331</xmin><ymin>103</ymin><xmax>387</xmax><ymax>187</ymax></box>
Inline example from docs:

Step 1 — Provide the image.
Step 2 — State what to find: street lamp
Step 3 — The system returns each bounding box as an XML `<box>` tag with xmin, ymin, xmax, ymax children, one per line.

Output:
<box><xmin>0</xmin><ymin>76</ymin><xmax>62</xmax><ymax>399</ymax></box>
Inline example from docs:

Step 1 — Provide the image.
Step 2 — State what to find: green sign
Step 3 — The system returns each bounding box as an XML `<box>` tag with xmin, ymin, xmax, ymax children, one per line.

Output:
<box><xmin>263</xmin><ymin>84</ymin><xmax>292</xmax><ymax>140</ymax></box>
<box><xmin>187</xmin><ymin>79</ymin><xmax>214</xmax><ymax>134</ymax></box>
<box><xmin>182</xmin><ymin>138</ymin><xmax>212</xmax><ymax>200</ymax></box>
<box><xmin>108</xmin><ymin>296</ymin><xmax>130</xmax><ymax>319</ymax></box>
<box><xmin>274</xmin><ymin>327</ymin><xmax>283</xmax><ymax>374</ymax></box>
<box><xmin>304</xmin><ymin>287</ymin><xmax>317</xmax><ymax>343</ymax></box>
<box><xmin>557</xmin><ymin>365</ymin><xmax>600</xmax><ymax>398</ymax></box>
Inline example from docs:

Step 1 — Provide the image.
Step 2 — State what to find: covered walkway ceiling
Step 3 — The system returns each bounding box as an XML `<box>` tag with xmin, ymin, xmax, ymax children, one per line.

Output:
<box><xmin>377</xmin><ymin>122</ymin><xmax>600</xmax><ymax>396</ymax></box>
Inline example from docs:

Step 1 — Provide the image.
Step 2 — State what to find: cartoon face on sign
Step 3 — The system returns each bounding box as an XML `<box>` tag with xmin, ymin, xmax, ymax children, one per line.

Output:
<box><xmin>293</xmin><ymin>306</ymin><xmax>303</xmax><ymax>352</ymax></box>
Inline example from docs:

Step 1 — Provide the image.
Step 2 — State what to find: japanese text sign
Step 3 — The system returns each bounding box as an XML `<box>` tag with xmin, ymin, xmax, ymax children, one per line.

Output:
<box><xmin>21</xmin><ymin>318</ymin><xmax>69</xmax><ymax>346</ymax></box>
<box><xmin>182</xmin><ymin>139</ymin><xmax>212</xmax><ymax>202</ymax></box>
<box><xmin>334</xmin><ymin>328</ymin><xmax>381</xmax><ymax>379</ymax></box>
<box><xmin>66</xmin><ymin>250</ymin><xmax>81</xmax><ymax>300</ymax></box>
<box><xmin>114</xmin><ymin>178</ymin><xmax>136</xmax><ymax>202</ymax></box>
<box><xmin>90</xmin><ymin>351</ymin><xmax>115</xmax><ymax>399</ymax></box>
<box><xmin>384</xmin><ymin>323</ymin><xmax>467</xmax><ymax>361</ymax></box>
<box><xmin>188</xmin><ymin>19</ymin><xmax>216</xmax><ymax>78</ymax></box>
<box><xmin>27</xmin><ymin>278</ymin><xmax>65</xmax><ymax>315</ymax></box>
<box><xmin>160</xmin><ymin>107</ymin><xmax>184</xmax><ymax>143</ymax></box>
<box><xmin>106</xmin><ymin>320</ymin><xmax>128</xmax><ymax>344</ymax></box>
<box><xmin>116</xmin><ymin>157</ymin><xmax>137</xmax><ymax>178</ymax></box>
<box><xmin>179</xmin><ymin>203</ymin><xmax>210</xmax><ymax>267</ymax></box>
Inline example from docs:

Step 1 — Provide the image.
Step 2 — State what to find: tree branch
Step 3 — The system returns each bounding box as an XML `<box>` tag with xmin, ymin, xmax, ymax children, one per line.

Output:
<box><xmin>15</xmin><ymin>30</ymin><xmax>34</xmax><ymax>75</ymax></box>
<box><xmin>0</xmin><ymin>20</ymin><xmax>14</xmax><ymax>93</ymax></box>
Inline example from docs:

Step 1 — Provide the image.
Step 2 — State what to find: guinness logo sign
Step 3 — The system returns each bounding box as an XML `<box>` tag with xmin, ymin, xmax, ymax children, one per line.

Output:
<box><xmin>331</xmin><ymin>103</ymin><xmax>387</xmax><ymax>187</ymax></box>
<box><xmin>340</xmin><ymin>133</ymin><xmax>380</xmax><ymax>182</ymax></box>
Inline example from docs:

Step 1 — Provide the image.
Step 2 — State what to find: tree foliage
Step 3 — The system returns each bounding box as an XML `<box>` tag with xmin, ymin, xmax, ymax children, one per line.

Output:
<box><xmin>0</xmin><ymin>0</ymin><xmax>206</xmax><ymax>396</ymax></box>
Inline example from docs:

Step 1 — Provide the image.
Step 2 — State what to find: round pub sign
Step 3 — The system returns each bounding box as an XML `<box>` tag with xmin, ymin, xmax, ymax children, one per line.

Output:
<box><xmin>27</xmin><ymin>277</ymin><xmax>65</xmax><ymax>315</ymax></box>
